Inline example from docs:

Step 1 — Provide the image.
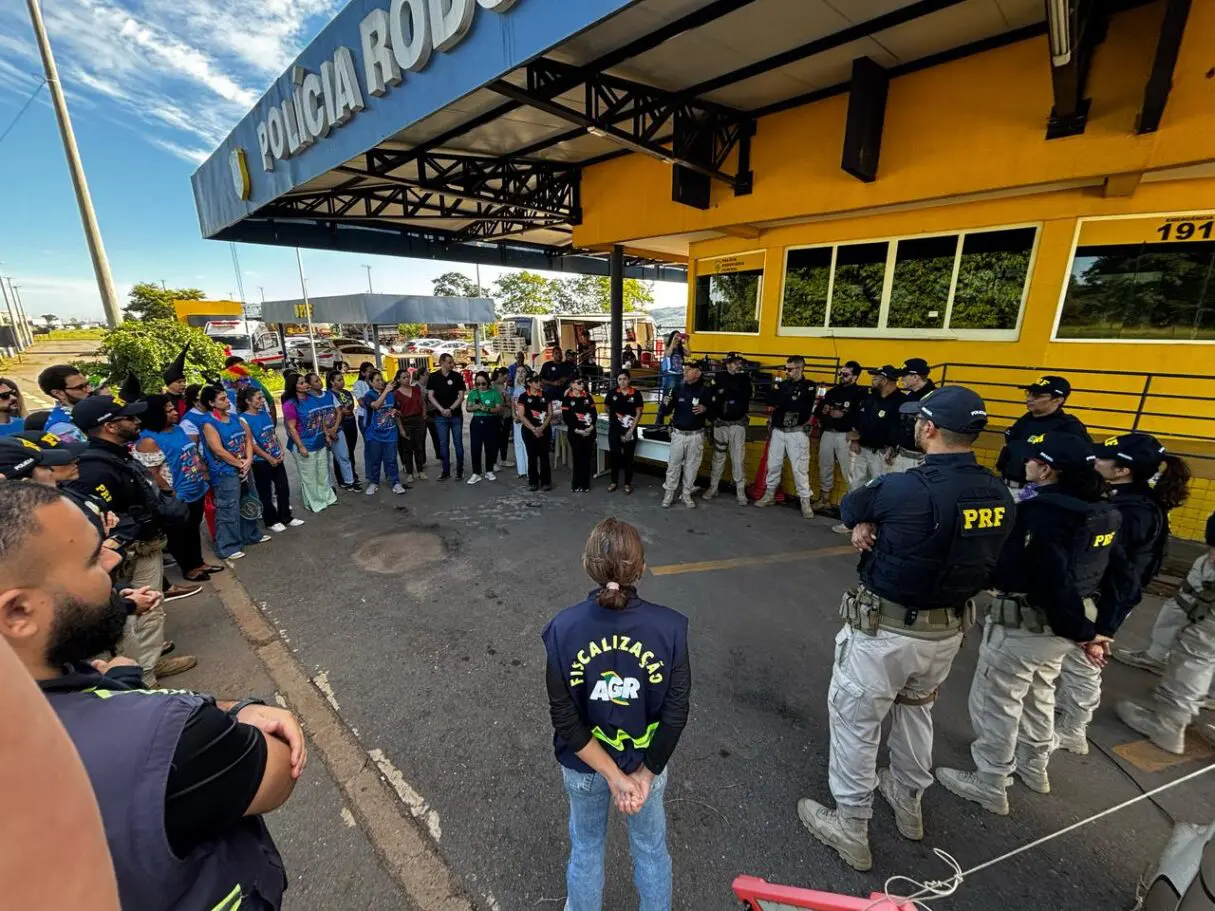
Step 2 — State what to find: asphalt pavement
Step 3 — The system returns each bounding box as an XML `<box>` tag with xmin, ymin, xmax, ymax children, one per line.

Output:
<box><xmin>220</xmin><ymin>438</ymin><xmax>1214</xmax><ymax>911</ymax></box>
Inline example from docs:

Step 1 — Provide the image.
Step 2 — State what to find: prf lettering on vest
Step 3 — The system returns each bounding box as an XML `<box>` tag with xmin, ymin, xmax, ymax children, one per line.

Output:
<box><xmin>1092</xmin><ymin>532</ymin><xmax>1117</xmax><ymax>548</ymax></box>
<box><xmin>568</xmin><ymin>634</ymin><xmax>665</xmax><ymax>687</ymax></box>
<box><xmin>962</xmin><ymin>506</ymin><xmax>1006</xmax><ymax>530</ymax></box>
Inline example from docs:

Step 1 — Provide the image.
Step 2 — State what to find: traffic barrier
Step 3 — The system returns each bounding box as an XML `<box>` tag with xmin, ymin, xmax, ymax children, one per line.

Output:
<box><xmin>733</xmin><ymin>876</ymin><xmax>917</xmax><ymax>911</ymax></box>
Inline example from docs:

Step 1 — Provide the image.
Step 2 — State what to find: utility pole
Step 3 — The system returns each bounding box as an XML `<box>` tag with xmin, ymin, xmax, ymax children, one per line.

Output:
<box><xmin>26</xmin><ymin>0</ymin><xmax>121</xmax><ymax>327</ymax></box>
<box><xmin>0</xmin><ymin>276</ymin><xmax>20</xmax><ymax>357</ymax></box>
<box><xmin>160</xmin><ymin>279</ymin><xmax>167</xmax><ymax>291</ymax></box>
<box><xmin>258</xmin><ymin>286</ymin><xmax>266</xmax><ymax>303</ymax></box>
<box><xmin>10</xmin><ymin>282</ymin><xmax>31</xmax><ymax>346</ymax></box>
<box><xmin>363</xmin><ymin>264</ymin><xmax>373</xmax><ymax>293</ymax></box>
<box><xmin>295</xmin><ymin>249</ymin><xmax>319</xmax><ymax>372</ymax></box>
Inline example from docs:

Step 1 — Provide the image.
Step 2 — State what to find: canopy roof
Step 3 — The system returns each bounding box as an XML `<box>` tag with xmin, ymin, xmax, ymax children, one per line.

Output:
<box><xmin>193</xmin><ymin>0</ymin><xmax>1141</xmax><ymax>271</ymax></box>
<box><xmin>262</xmin><ymin>293</ymin><xmax>495</xmax><ymax>325</ymax></box>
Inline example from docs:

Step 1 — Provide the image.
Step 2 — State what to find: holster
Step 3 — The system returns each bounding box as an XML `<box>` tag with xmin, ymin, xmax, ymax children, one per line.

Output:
<box><xmin>990</xmin><ymin>594</ymin><xmax>1046</xmax><ymax>634</ymax></box>
<box><xmin>839</xmin><ymin>587</ymin><xmax>882</xmax><ymax>636</ymax></box>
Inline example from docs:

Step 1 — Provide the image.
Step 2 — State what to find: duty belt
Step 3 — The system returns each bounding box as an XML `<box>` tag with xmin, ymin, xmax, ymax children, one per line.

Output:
<box><xmin>839</xmin><ymin>586</ymin><xmax>969</xmax><ymax>640</ymax></box>
<box><xmin>715</xmin><ymin>417</ymin><xmax>748</xmax><ymax>427</ymax></box>
<box><xmin>990</xmin><ymin>592</ymin><xmax>1097</xmax><ymax>633</ymax></box>
<box><xmin>671</xmin><ymin>427</ymin><xmax>704</xmax><ymax>436</ymax></box>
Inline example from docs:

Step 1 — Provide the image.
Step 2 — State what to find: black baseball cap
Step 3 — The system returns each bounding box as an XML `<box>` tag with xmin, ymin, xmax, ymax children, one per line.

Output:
<box><xmin>0</xmin><ymin>436</ymin><xmax>49</xmax><ymax>479</ymax></box>
<box><xmin>899</xmin><ymin>358</ymin><xmax>930</xmax><ymax>378</ymax></box>
<box><xmin>1205</xmin><ymin>511</ymin><xmax>1214</xmax><ymax>548</ymax></box>
<box><xmin>724</xmin><ymin>351</ymin><xmax>744</xmax><ymax>363</ymax></box>
<box><xmin>1092</xmin><ymin>432</ymin><xmax>1166</xmax><ymax>470</ymax></box>
<box><xmin>1021</xmin><ymin>375</ymin><xmax>1071</xmax><ymax>398</ymax></box>
<box><xmin>1026</xmin><ymin>432</ymin><xmax>1096</xmax><ymax>472</ymax></box>
<box><xmin>72</xmin><ymin>396</ymin><xmax>147</xmax><ymax>432</ymax></box>
<box><xmin>868</xmin><ymin>364</ymin><xmax>901</xmax><ymax>380</ymax></box>
<box><xmin>899</xmin><ymin>385</ymin><xmax>988</xmax><ymax>433</ymax></box>
<box><xmin>684</xmin><ymin>358</ymin><xmax>708</xmax><ymax>370</ymax></box>
<box><xmin>16</xmin><ymin>429</ymin><xmax>87</xmax><ymax>460</ymax></box>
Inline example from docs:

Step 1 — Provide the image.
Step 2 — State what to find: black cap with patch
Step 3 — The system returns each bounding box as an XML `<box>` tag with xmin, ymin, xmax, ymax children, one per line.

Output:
<box><xmin>1027</xmin><ymin>432</ymin><xmax>1096</xmax><ymax>473</ymax></box>
<box><xmin>899</xmin><ymin>357</ymin><xmax>930</xmax><ymax>378</ymax></box>
<box><xmin>868</xmin><ymin>364</ymin><xmax>901</xmax><ymax>380</ymax></box>
<box><xmin>0</xmin><ymin>435</ymin><xmax>46</xmax><ymax>479</ymax></box>
<box><xmin>16</xmin><ymin>430</ymin><xmax>87</xmax><ymax>460</ymax></box>
<box><xmin>724</xmin><ymin>351</ymin><xmax>744</xmax><ymax>363</ymax></box>
<box><xmin>1092</xmin><ymin>432</ymin><xmax>1166</xmax><ymax>471</ymax></box>
<box><xmin>898</xmin><ymin>385</ymin><xmax>988</xmax><ymax>433</ymax></box>
<box><xmin>71</xmin><ymin>395</ymin><xmax>148</xmax><ymax>432</ymax></box>
<box><xmin>1021</xmin><ymin>374</ymin><xmax>1071</xmax><ymax>399</ymax></box>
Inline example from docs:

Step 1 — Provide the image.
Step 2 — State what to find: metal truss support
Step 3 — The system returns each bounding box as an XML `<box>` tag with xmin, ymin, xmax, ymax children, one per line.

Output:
<box><xmin>1045</xmin><ymin>0</ymin><xmax>1106</xmax><ymax>139</ymax></box>
<box><xmin>488</xmin><ymin>57</ymin><xmax>755</xmax><ymax>209</ymax></box>
<box><xmin>1136</xmin><ymin>0</ymin><xmax>1191</xmax><ymax>134</ymax></box>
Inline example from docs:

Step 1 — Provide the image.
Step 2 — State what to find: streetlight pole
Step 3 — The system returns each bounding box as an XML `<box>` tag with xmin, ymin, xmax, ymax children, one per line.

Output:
<box><xmin>26</xmin><ymin>0</ymin><xmax>121</xmax><ymax>327</ymax></box>
<box><xmin>363</xmin><ymin>264</ymin><xmax>373</xmax><ymax>293</ymax></box>
<box><xmin>10</xmin><ymin>283</ymin><xmax>31</xmax><ymax>346</ymax></box>
<box><xmin>295</xmin><ymin>248</ymin><xmax>319</xmax><ymax>372</ymax></box>
<box><xmin>0</xmin><ymin>276</ymin><xmax>20</xmax><ymax>356</ymax></box>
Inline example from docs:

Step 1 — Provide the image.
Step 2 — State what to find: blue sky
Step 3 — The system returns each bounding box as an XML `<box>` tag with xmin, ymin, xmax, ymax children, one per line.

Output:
<box><xmin>0</xmin><ymin>0</ymin><xmax>685</xmax><ymax>322</ymax></box>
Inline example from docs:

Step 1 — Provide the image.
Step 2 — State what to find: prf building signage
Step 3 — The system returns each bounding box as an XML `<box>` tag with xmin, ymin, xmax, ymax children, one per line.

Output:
<box><xmin>255</xmin><ymin>0</ymin><xmax>520</xmax><ymax>175</ymax></box>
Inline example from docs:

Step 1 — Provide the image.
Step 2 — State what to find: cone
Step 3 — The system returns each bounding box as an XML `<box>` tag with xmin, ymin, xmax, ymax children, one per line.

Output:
<box><xmin>745</xmin><ymin>435</ymin><xmax>787</xmax><ymax>503</ymax></box>
<box><xmin>116</xmin><ymin>372</ymin><xmax>142</xmax><ymax>404</ymax></box>
<box><xmin>162</xmin><ymin>344</ymin><xmax>189</xmax><ymax>384</ymax></box>
<box><xmin>733</xmin><ymin>876</ymin><xmax>917</xmax><ymax>911</ymax></box>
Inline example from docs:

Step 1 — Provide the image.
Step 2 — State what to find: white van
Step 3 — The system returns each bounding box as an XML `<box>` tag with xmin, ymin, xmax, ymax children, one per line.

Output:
<box><xmin>204</xmin><ymin>319</ymin><xmax>284</xmax><ymax>369</ymax></box>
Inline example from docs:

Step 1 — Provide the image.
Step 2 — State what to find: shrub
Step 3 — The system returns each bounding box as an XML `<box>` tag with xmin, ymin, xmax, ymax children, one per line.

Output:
<box><xmin>98</xmin><ymin>320</ymin><xmax>226</xmax><ymax>394</ymax></box>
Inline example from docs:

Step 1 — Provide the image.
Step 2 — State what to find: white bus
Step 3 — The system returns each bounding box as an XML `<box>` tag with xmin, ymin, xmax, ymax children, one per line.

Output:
<box><xmin>490</xmin><ymin>313</ymin><xmax>657</xmax><ymax>369</ymax></box>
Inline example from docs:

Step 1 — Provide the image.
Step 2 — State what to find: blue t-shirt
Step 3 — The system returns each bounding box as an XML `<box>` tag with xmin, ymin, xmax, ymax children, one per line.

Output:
<box><xmin>221</xmin><ymin>375</ymin><xmax>271</xmax><ymax>416</ymax></box>
<box><xmin>295</xmin><ymin>391</ymin><xmax>336</xmax><ymax>453</ymax></box>
<box><xmin>0</xmin><ymin>417</ymin><xmax>25</xmax><ymax>437</ymax></box>
<box><xmin>140</xmin><ymin>427</ymin><xmax>207</xmax><ymax>502</ymax></box>
<box><xmin>47</xmin><ymin>404</ymin><xmax>87</xmax><ymax>443</ymax></box>
<box><xmin>361</xmin><ymin>390</ymin><xmax>398</xmax><ymax>443</ymax></box>
<box><xmin>242</xmin><ymin>411</ymin><xmax>282</xmax><ymax>463</ymax></box>
<box><xmin>201</xmin><ymin>413</ymin><xmax>247</xmax><ymax>477</ymax></box>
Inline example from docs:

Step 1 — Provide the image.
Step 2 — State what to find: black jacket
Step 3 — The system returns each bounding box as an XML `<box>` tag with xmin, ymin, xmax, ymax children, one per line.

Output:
<box><xmin>69</xmin><ymin>438</ymin><xmax>163</xmax><ymax>541</ymax></box>
<box><xmin>996</xmin><ymin>409</ymin><xmax>1091</xmax><ymax>482</ymax></box>
<box><xmin>1097</xmin><ymin>483</ymin><xmax>1167</xmax><ymax>635</ymax></box>
<box><xmin>817</xmin><ymin>381</ymin><xmax>868</xmax><ymax>433</ymax></box>
<box><xmin>853</xmin><ymin>389</ymin><xmax>906</xmax><ymax>449</ymax></box>
<box><xmin>712</xmin><ymin>371</ymin><xmax>753</xmax><ymax>422</ymax></box>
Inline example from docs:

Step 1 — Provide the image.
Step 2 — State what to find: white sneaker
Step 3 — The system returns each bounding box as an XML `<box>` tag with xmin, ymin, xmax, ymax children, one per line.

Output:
<box><xmin>484</xmin><ymin>471</ymin><xmax>497</xmax><ymax>481</ymax></box>
<box><xmin>416</xmin><ymin>470</ymin><xmax>428</xmax><ymax>480</ymax></box>
<box><xmin>268</xmin><ymin>522</ymin><xmax>287</xmax><ymax>533</ymax></box>
<box><xmin>288</xmin><ymin>518</ymin><xmax>305</xmax><ymax>527</ymax></box>
<box><xmin>405</xmin><ymin>473</ymin><xmax>415</xmax><ymax>482</ymax></box>
<box><xmin>467</xmin><ymin>473</ymin><xmax>482</xmax><ymax>485</ymax></box>
<box><xmin>391</xmin><ymin>483</ymin><xmax>407</xmax><ymax>494</ymax></box>
<box><xmin>228</xmin><ymin>551</ymin><xmax>246</xmax><ymax>560</ymax></box>
<box><xmin>365</xmin><ymin>483</ymin><xmax>378</xmax><ymax>496</ymax></box>
<box><xmin>832</xmin><ymin>523</ymin><xmax>851</xmax><ymax>534</ymax></box>
<box><xmin>255</xmin><ymin>535</ymin><xmax>272</xmax><ymax>544</ymax></box>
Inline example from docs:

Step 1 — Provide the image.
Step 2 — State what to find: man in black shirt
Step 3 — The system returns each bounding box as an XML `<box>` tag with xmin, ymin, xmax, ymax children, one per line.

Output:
<box><xmin>540</xmin><ymin>346</ymin><xmax>576</xmax><ymax>402</ymax></box>
<box><xmin>814</xmin><ymin>359</ymin><xmax>867</xmax><ymax>510</ymax></box>
<box><xmin>833</xmin><ymin>366</ymin><xmax>904</xmax><ymax>534</ymax></box>
<box><xmin>660</xmin><ymin>360</ymin><xmax>710</xmax><ymax>509</ymax></box>
<box><xmin>995</xmin><ymin>375</ymin><xmax>1090</xmax><ymax>488</ymax></box>
<box><xmin>755</xmin><ymin>356</ymin><xmax>818</xmax><ymax>518</ymax></box>
<box><xmin>704</xmin><ymin>352</ymin><xmax>752</xmax><ymax>506</ymax></box>
<box><xmin>0</xmin><ymin>482</ymin><xmax>302</xmax><ymax>910</ymax></box>
<box><xmin>426</xmin><ymin>353</ymin><xmax>467</xmax><ymax>480</ymax></box>
<box><xmin>892</xmin><ymin>358</ymin><xmax>936</xmax><ymax>473</ymax></box>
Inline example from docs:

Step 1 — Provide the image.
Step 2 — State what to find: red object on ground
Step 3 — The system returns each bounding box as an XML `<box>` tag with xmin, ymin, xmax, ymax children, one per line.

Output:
<box><xmin>733</xmin><ymin>876</ymin><xmax>919</xmax><ymax>911</ymax></box>
<box><xmin>203</xmin><ymin>489</ymin><xmax>217</xmax><ymax>540</ymax></box>
<box><xmin>745</xmin><ymin>435</ymin><xmax>787</xmax><ymax>503</ymax></box>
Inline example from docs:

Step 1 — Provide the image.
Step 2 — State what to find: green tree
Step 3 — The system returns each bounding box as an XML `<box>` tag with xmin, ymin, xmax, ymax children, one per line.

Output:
<box><xmin>124</xmin><ymin>283</ymin><xmax>205</xmax><ymax>321</ymax></box>
<box><xmin>41</xmin><ymin>313</ymin><xmax>59</xmax><ymax>326</ymax></box>
<box><xmin>432</xmin><ymin>272</ymin><xmax>489</xmax><ymax>298</ymax></box>
<box><xmin>99</xmin><ymin>320</ymin><xmax>226</xmax><ymax>394</ymax></box>
<box><xmin>561</xmin><ymin>275</ymin><xmax>655</xmax><ymax>313</ymax></box>
<box><xmin>492</xmin><ymin>271</ymin><xmax>557</xmax><ymax>314</ymax></box>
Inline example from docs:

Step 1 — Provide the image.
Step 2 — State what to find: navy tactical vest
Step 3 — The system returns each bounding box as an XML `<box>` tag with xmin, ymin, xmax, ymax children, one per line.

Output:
<box><xmin>44</xmin><ymin>679</ymin><xmax>287</xmax><ymax>911</ymax></box>
<box><xmin>1110</xmin><ymin>487</ymin><xmax>1168</xmax><ymax>588</ymax></box>
<box><xmin>542</xmin><ymin>592</ymin><xmax>688</xmax><ymax>775</ymax></box>
<box><xmin>1035</xmin><ymin>491</ymin><xmax>1123</xmax><ymax>598</ymax></box>
<box><xmin>862</xmin><ymin>461</ymin><xmax>1015</xmax><ymax>610</ymax></box>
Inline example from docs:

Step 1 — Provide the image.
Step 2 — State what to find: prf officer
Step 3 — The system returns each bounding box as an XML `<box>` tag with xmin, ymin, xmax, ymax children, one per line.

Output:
<box><xmin>798</xmin><ymin>386</ymin><xmax>1013</xmax><ymax>872</ymax></box>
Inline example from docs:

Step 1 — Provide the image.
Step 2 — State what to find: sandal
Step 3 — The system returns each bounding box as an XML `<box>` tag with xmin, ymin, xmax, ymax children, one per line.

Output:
<box><xmin>184</xmin><ymin>569</ymin><xmax>211</xmax><ymax>582</ymax></box>
<box><xmin>607</xmin><ymin>483</ymin><xmax>618</xmax><ymax>492</ymax></box>
<box><xmin>624</xmin><ymin>484</ymin><xmax>634</xmax><ymax>495</ymax></box>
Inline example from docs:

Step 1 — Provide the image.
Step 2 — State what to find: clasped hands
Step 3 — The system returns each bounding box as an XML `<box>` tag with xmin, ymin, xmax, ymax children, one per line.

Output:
<box><xmin>608</xmin><ymin>765</ymin><xmax>656</xmax><ymax>816</ymax></box>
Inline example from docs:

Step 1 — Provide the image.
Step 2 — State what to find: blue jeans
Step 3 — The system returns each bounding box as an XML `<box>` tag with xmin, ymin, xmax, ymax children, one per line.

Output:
<box><xmin>435</xmin><ymin>415</ymin><xmax>464</xmax><ymax>475</ymax></box>
<box><xmin>561</xmin><ymin>766</ymin><xmax>671</xmax><ymax>911</ymax></box>
<box><xmin>330</xmin><ymin>431</ymin><xmax>354</xmax><ymax>486</ymax></box>
<box><xmin>212</xmin><ymin>473</ymin><xmax>262</xmax><ymax>559</ymax></box>
<box><xmin>364</xmin><ymin>437</ymin><xmax>400</xmax><ymax>486</ymax></box>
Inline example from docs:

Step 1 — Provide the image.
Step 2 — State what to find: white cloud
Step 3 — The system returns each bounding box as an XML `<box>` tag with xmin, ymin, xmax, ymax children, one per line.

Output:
<box><xmin>147</xmin><ymin>137</ymin><xmax>211</xmax><ymax>165</ymax></box>
<box><xmin>0</xmin><ymin>0</ymin><xmax>341</xmax><ymax>159</ymax></box>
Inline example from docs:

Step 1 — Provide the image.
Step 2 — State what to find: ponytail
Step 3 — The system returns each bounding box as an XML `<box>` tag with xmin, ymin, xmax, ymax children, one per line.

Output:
<box><xmin>596</xmin><ymin>582</ymin><xmax>636</xmax><ymax>611</ymax></box>
<box><xmin>582</xmin><ymin>517</ymin><xmax>645</xmax><ymax>611</ymax></box>
<box><xmin>1150</xmin><ymin>454</ymin><xmax>1191</xmax><ymax>511</ymax></box>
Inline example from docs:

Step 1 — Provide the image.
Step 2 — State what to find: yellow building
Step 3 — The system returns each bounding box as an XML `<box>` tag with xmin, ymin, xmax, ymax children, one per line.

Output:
<box><xmin>570</xmin><ymin>1</ymin><xmax>1215</xmax><ymax>541</ymax></box>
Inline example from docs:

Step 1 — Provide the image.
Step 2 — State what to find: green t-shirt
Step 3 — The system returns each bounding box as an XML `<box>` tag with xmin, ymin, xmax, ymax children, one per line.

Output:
<box><xmin>466</xmin><ymin>388</ymin><xmax>503</xmax><ymax>416</ymax></box>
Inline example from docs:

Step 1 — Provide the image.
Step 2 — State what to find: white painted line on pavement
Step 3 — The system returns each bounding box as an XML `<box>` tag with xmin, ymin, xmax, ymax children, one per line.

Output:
<box><xmin>369</xmin><ymin>748</ymin><xmax>443</xmax><ymax>843</ymax></box>
<box><xmin>312</xmin><ymin>669</ymin><xmax>340</xmax><ymax>711</ymax></box>
<box><xmin>340</xmin><ymin>808</ymin><xmax>357</xmax><ymax>828</ymax></box>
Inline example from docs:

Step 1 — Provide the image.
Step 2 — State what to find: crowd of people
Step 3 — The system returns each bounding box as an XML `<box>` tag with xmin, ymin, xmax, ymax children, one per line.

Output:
<box><xmin>2</xmin><ymin>337</ymin><xmax>1215</xmax><ymax>911</ymax></box>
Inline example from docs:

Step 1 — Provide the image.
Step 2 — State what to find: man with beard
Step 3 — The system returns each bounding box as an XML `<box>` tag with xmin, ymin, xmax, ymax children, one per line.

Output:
<box><xmin>69</xmin><ymin>396</ymin><xmax>198</xmax><ymax>685</ymax></box>
<box><xmin>704</xmin><ymin>352</ymin><xmax>752</xmax><ymax>505</ymax></box>
<box><xmin>814</xmin><ymin>360</ymin><xmax>867</xmax><ymax>511</ymax></box>
<box><xmin>0</xmin><ymin>481</ymin><xmax>304</xmax><ymax>911</ymax></box>
<box><xmin>37</xmin><ymin>363</ymin><xmax>93</xmax><ymax>443</ymax></box>
<box><xmin>797</xmin><ymin>386</ymin><xmax>1013</xmax><ymax>872</ymax></box>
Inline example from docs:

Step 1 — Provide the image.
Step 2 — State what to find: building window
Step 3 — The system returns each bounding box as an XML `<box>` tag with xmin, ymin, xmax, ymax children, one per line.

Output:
<box><xmin>950</xmin><ymin>228</ymin><xmax>1036</xmax><ymax>330</ymax></box>
<box><xmin>1058</xmin><ymin>241</ymin><xmax>1215</xmax><ymax>340</ymax></box>
<box><xmin>778</xmin><ymin>226</ymin><xmax>1036</xmax><ymax>336</ymax></box>
<box><xmin>780</xmin><ymin>247</ymin><xmax>832</xmax><ymax>328</ymax></box>
<box><xmin>887</xmin><ymin>235</ymin><xmax>957</xmax><ymax>329</ymax></box>
<box><xmin>829</xmin><ymin>242</ymin><xmax>887</xmax><ymax>329</ymax></box>
<box><xmin>694</xmin><ymin>260</ymin><xmax>762</xmax><ymax>333</ymax></box>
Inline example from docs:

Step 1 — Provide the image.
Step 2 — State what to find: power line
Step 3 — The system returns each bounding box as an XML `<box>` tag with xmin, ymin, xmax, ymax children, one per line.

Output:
<box><xmin>0</xmin><ymin>78</ymin><xmax>47</xmax><ymax>149</ymax></box>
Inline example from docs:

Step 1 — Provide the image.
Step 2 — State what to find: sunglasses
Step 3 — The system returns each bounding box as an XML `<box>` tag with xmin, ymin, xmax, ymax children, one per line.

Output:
<box><xmin>0</xmin><ymin>391</ymin><xmax>13</xmax><ymax>400</ymax></box>
<box><xmin>475</xmin><ymin>382</ymin><xmax>488</xmax><ymax>387</ymax></box>
<box><xmin>66</xmin><ymin>382</ymin><xmax>92</xmax><ymax>392</ymax></box>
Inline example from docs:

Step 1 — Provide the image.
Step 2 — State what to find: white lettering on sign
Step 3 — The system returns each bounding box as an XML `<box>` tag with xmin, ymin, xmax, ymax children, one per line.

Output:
<box><xmin>249</xmin><ymin>0</ymin><xmax>521</xmax><ymax>185</ymax></box>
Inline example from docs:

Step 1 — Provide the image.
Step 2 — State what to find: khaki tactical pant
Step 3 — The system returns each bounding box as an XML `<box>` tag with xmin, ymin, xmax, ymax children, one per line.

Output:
<box><xmin>709</xmin><ymin>423</ymin><xmax>747</xmax><ymax>491</ymax></box>
<box><xmin>848</xmin><ymin>447</ymin><xmax>890</xmax><ymax>491</ymax></box>
<box><xmin>817</xmin><ymin>430</ymin><xmax>852</xmax><ymax>500</ymax></box>
<box><xmin>891</xmin><ymin>451</ymin><xmax>924</xmax><ymax>474</ymax></box>
<box><xmin>119</xmin><ymin>607</ymin><xmax>167</xmax><ymax>687</ymax></box>
<box><xmin>663</xmin><ymin>431</ymin><xmax>704</xmax><ymax>498</ymax></box>
<box><xmin>1155</xmin><ymin>611</ymin><xmax>1215</xmax><ymax>721</ymax></box>
<box><xmin>967</xmin><ymin>620</ymin><xmax>1074</xmax><ymax>779</ymax></box>
<box><xmin>827</xmin><ymin>623</ymin><xmax>963</xmax><ymax>818</ymax></box>
<box><xmin>1056</xmin><ymin>649</ymin><xmax>1102</xmax><ymax>728</ymax></box>
<box><xmin>764</xmin><ymin>428</ymin><xmax>812</xmax><ymax>500</ymax></box>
